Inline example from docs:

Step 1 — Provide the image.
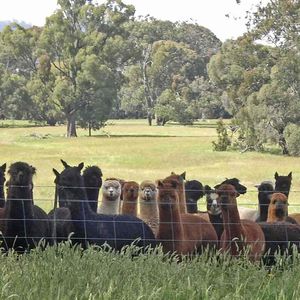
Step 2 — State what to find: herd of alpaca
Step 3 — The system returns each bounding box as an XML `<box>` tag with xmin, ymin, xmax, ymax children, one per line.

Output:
<box><xmin>0</xmin><ymin>160</ymin><xmax>300</xmax><ymax>264</ymax></box>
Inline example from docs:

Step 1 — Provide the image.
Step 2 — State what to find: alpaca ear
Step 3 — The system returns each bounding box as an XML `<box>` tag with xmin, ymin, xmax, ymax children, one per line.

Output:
<box><xmin>53</xmin><ymin>168</ymin><xmax>60</xmax><ymax>179</ymax></box>
<box><xmin>274</xmin><ymin>172</ymin><xmax>279</xmax><ymax>179</ymax></box>
<box><xmin>204</xmin><ymin>185</ymin><xmax>212</xmax><ymax>194</ymax></box>
<box><xmin>77</xmin><ymin>162</ymin><xmax>84</xmax><ymax>171</ymax></box>
<box><xmin>288</xmin><ymin>172</ymin><xmax>292</xmax><ymax>178</ymax></box>
<box><xmin>0</xmin><ymin>163</ymin><xmax>6</xmax><ymax>172</ymax></box>
<box><xmin>61</xmin><ymin>159</ymin><xmax>70</xmax><ymax>169</ymax></box>
<box><xmin>30</xmin><ymin>165</ymin><xmax>36</xmax><ymax>174</ymax></box>
<box><xmin>157</xmin><ymin>180</ymin><xmax>163</xmax><ymax>188</ymax></box>
<box><xmin>180</xmin><ymin>171</ymin><xmax>186</xmax><ymax>180</ymax></box>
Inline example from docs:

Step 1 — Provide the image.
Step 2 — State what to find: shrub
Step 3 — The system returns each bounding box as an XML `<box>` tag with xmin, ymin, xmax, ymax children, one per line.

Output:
<box><xmin>284</xmin><ymin>124</ymin><xmax>300</xmax><ymax>156</ymax></box>
<box><xmin>212</xmin><ymin>119</ymin><xmax>231</xmax><ymax>151</ymax></box>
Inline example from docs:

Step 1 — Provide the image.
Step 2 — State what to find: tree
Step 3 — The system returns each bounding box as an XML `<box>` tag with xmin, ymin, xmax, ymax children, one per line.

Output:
<box><xmin>40</xmin><ymin>0</ymin><xmax>135</xmax><ymax>137</ymax></box>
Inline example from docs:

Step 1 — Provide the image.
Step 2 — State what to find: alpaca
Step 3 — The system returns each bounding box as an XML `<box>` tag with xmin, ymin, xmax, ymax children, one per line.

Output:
<box><xmin>185</xmin><ymin>180</ymin><xmax>204</xmax><ymax>214</ymax></box>
<box><xmin>259</xmin><ymin>223</ymin><xmax>300</xmax><ymax>265</ymax></box>
<box><xmin>82</xmin><ymin>165</ymin><xmax>103</xmax><ymax>213</ymax></box>
<box><xmin>266</xmin><ymin>193</ymin><xmax>297</xmax><ymax>224</ymax></box>
<box><xmin>164</xmin><ymin>171</ymin><xmax>187</xmax><ymax>214</ymax></box>
<box><xmin>204</xmin><ymin>185</ymin><xmax>223</xmax><ymax>240</ymax></box>
<box><xmin>215</xmin><ymin>178</ymin><xmax>259</xmax><ymax>221</ymax></box>
<box><xmin>255</xmin><ymin>181</ymin><xmax>274</xmax><ymax>222</ymax></box>
<box><xmin>121</xmin><ymin>181</ymin><xmax>139</xmax><ymax>217</ymax></box>
<box><xmin>217</xmin><ymin>184</ymin><xmax>265</xmax><ymax>261</ymax></box>
<box><xmin>274</xmin><ymin>171</ymin><xmax>292</xmax><ymax>198</ymax></box>
<box><xmin>157</xmin><ymin>177</ymin><xmax>218</xmax><ymax>255</ymax></box>
<box><xmin>138</xmin><ymin>180</ymin><xmax>159</xmax><ymax>236</ymax></box>
<box><xmin>3</xmin><ymin>162</ymin><xmax>50</xmax><ymax>252</ymax></box>
<box><xmin>0</xmin><ymin>163</ymin><xmax>6</xmax><ymax>208</ymax></box>
<box><xmin>54</xmin><ymin>163</ymin><xmax>156</xmax><ymax>250</ymax></box>
<box><xmin>98</xmin><ymin>179</ymin><xmax>121</xmax><ymax>215</ymax></box>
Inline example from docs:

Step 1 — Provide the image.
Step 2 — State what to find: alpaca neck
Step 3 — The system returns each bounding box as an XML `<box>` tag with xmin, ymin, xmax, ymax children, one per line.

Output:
<box><xmin>186</xmin><ymin>199</ymin><xmax>198</xmax><ymax>213</ymax></box>
<box><xmin>178</xmin><ymin>185</ymin><xmax>187</xmax><ymax>214</ymax></box>
<box><xmin>258</xmin><ymin>196</ymin><xmax>269</xmax><ymax>222</ymax></box>
<box><xmin>99</xmin><ymin>196</ymin><xmax>120</xmax><ymax>214</ymax></box>
<box><xmin>208</xmin><ymin>212</ymin><xmax>223</xmax><ymax>239</ymax></box>
<box><xmin>85</xmin><ymin>187</ymin><xmax>99</xmax><ymax>213</ymax></box>
<box><xmin>158</xmin><ymin>202</ymin><xmax>184</xmax><ymax>240</ymax></box>
<box><xmin>139</xmin><ymin>200</ymin><xmax>158</xmax><ymax>219</ymax></box>
<box><xmin>6</xmin><ymin>186</ymin><xmax>34</xmax><ymax>219</ymax></box>
<box><xmin>0</xmin><ymin>183</ymin><xmax>5</xmax><ymax>208</ymax></box>
<box><xmin>221</xmin><ymin>204</ymin><xmax>243</xmax><ymax>241</ymax></box>
<box><xmin>122</xmin><ymin>197</ymin><xmax>137</xmax><ymax>216</ymax></box>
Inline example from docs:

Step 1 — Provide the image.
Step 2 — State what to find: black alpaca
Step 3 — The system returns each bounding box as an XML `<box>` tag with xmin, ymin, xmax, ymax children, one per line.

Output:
<box><xmin>255</xmin><ymin>181</ymin><xmax>274</xmax><ymax>222</ymax></box>
<box><xmin>214</xmin><ymin>178</ymin><xmax>247</xmax><ymax>195</ymax></box>
<box><xmin>82</xmin><ymin>165</ymin><xmax>103</xmax><ymax>213</ymax></box>
<box><xmin>3</xmin><ymin>162</ymin><xmax>50</xmax><ymax>253</ymax></box>
<box><xmin>0</xmin><ymin>163</ymin><xmax>6</xmax><ymax>208</ymax></box>
<box><xmin>274</xmin><ymin>172</ymin><xmax>292</xmax><ymax>198</ymax></box>
<box><xmin>185</xmin><ymin>180</ymin><xmax>204</xmax><ymax>213</ymax></box>
<box><xmin>53</xmin><ymin>162</ymin><xmax>156</xmax><ymax>251</ymax></box>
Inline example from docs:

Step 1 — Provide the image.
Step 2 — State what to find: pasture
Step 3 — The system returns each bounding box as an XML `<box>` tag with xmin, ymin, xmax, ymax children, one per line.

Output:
<box><xmin>0</xmin><ymin>119</ymin><xmax>299</xmax><ymax>212</ymax></box>
<box><xmin>1</xmin><ymin>119</ymin><xmax>300</xmax><ymax>299</ymax></box>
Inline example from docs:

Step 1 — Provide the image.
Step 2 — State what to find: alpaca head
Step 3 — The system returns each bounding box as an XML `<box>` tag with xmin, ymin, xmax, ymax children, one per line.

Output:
<box><xmin>215</xmin><ymin>178</ymin><xmax>247</xmax><ymax>197</ymax></box>
<box><xmin>157</xmin><ymin>179</ymin><xmax>179</xmax><ymax>207</ymax></box>
<box><xmin>185</xmin><ymin>180</ymin><xmax>204</xmax><ymax>212</ymax></box>
<box><xmin>274</xmin><ymin>172</ymin><xmax>292</xmax><ymax>197</ymax></box>
<box><xmin>123</xmin><ymin>181</ymin><xmax>139</xmax><ymax>201</ymax></box>
<box><xmin>204</xmin><ymin>185</ymin><xmax>221</xmax><ymax>215</ymax></box>
<box><xmin>269</xmin><ymin>192</ymin><xmax>288</xmax><ymax>219</ymax></box>
<box><xmin>82</xmin><ymin>166</ymin><xmax>103</xmax><ymax>189</ymax></box>
<box><xmin>0</xmin><ymin>163</ymin><xmax>6</xmax><ymax>186</ymax></box>
<box><xmin>7</xmin><ymin>161</ymin><xmax>36</xmax><ymax>187</ymax></box>
<box><xmin>102</xmin><ymin>179</ymin><xmax>121</xmax><ymax>201</ymax></box>
<box><xmin>139</xmin><ymin>180</ymin><xmax>157</xmax><ymax>202</ymax></box>
<box><xmin>216</xmin><ymin>184</ymin><xmax>238</xmax><ymax>210</ymax></box>
<box><xmin>53</xmin><ymin>162</ymin><xmax>84</xmax><ymax>205</ymax></box>
<box><xmin>255</xmin><ymin>180</ymin><xmax>274</xmax><ymax>206</ymax></box>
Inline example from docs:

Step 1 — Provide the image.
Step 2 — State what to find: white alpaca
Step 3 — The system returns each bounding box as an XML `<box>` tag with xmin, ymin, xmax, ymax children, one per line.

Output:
<box><xmin>138</xmin><ymin>180</ymin><xmax>159</xmax><ymax>236</ymax></box>
<box><xmin>98</xmin><ymin>179</ymin><xmax>121</xmax><ymax>215</ymax></box>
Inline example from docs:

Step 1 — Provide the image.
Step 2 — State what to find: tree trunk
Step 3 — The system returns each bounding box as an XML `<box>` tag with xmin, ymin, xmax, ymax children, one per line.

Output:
<box><xmin>147</xmin><ymin>111</ymin><xmax>152</xmax><ymax>126</ymax></box>
<box><xmin>279</xmin><ymin>135</ymin><xmax>289</xmax><ymax>155</ymax></box>
<box><xmin>88</xmin><ymin>123</ymin><xmax>92</xmax><ymax>137</ymax></box>
<box><xmin>67</xmin><ymin>113</ymin><xmax>77</xmax><ymax>137</ymax></box>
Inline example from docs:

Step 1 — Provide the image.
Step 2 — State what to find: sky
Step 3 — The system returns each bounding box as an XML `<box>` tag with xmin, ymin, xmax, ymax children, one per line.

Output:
<box><xmin>0</xmin><ymin>0</ymin><xmax>270</xmax><ymax>41</ymax></box>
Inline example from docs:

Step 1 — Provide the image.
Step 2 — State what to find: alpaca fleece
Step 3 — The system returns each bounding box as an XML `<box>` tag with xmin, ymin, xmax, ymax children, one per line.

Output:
<box><xmin>55</xmin><ymin>164</ymin><xmax>156</xmax><ymax>251</ymax></box>
<box><xmin>138</xmin><ymin>180</ymin><xmax>159</xmax><ymax>236</ymax></box>
<box><xmin>157</xmin><ymin>177</ymin><xmax>217</xmax><ymax>255</ymax></box>
<box><xmin>217</xmin><ymin>184</ymin><xmax>265</xmax><ymax>262</ymax></box>
<box><xmin>121</xmin><ymin>181</ymin><xmax>139</xmax><ymax>217</ymax></box>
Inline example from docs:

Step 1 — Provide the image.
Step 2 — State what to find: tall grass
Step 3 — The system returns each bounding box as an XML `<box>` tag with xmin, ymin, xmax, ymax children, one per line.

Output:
<box><xmin>0</xmin><ymin>244</ymin><xmax>300</xmax><ymax>300</ymax></box>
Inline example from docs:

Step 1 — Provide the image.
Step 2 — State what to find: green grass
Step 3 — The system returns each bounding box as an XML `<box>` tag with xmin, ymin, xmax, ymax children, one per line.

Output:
<box><xmin>0</xmin><ymin>244</ymin><xmax>300</xmax><ymax>300</ymax></box>
<box><xmin>1</xmin><ymin>119</ymin><xmax>300</xmax><ymax>299</ymax></box>
<box><xmin>0</xmin><ymin>119</ymin><xmax>300</xmax><ymax>212</ymax></box>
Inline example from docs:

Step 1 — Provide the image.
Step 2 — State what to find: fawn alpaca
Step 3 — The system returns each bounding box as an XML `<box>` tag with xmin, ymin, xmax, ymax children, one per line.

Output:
<box><xmin>217</xmin><ymin>184</ymin><xmax>265</xmax><ymax>261</ymax></box>
<box><xmin>121</xmin><ymin>181</ymin><xmax>139</xmax><ymax>217</ymax></box>
<box><xmin>138</xmin><ymin>180</ymin><xmax>159</xmax><ymax>236</ymax></box>
<box><xmin>157</xmin><ymin>177</ymin><xmax>217</xmax><ymax>255</ymax></box>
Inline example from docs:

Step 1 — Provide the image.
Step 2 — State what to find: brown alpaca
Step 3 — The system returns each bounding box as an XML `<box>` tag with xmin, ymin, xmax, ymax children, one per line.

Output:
<box><xmin>267</xmin><ymin>193</ymin><xmax>295</xmax><ymax>223</ymax></box>
<box><xmin>138</xmin><ymin>180</ymin><xmax>159</xmax><ymax>236</ymax></box>
<box><xmin>217</xmin><ymin>184</ymin><xmax>265</xmax><ymax>261</ymax></box>
<box><xmin>163</xmin><ymin>172</ymin><xmax>187</xmax><ymax>214</ymax></box>
<box><xmin>157</xmin><ymin>177</ymin><xmax>218</xmax><ymax>255</ymax></box>
<box><xmin>121</xmin><ymin>181</ymin><xmax>139</xmax><ymax>217</ymax></box>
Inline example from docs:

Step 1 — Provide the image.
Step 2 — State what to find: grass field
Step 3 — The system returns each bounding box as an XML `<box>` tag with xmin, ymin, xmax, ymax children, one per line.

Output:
<box><xmin>1</xmin><ymin>119</ymin><xmax>300</xmax><ymax>299</ymax></box>
<box><xmin>0</xmin><ymin>119</ymin><xmax>299</xmax><ymax>212</ymax></box>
